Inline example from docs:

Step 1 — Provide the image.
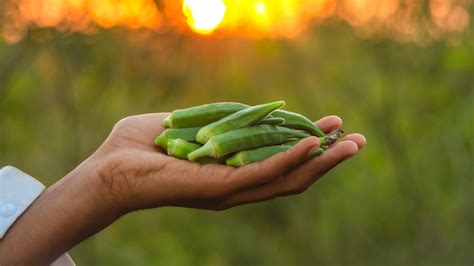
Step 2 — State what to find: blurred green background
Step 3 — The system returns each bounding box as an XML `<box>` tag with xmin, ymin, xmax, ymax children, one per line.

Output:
<box><xmin>0</xmin><ymin>7</ymin><xmax>473</xmax><ymax>266</ymax></box>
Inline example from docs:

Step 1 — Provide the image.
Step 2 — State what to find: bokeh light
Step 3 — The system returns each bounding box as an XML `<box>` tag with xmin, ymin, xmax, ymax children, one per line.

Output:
<box><xmin>1</xmin><ymin>0</ymin><xmax>472</xmax><ymax>43</ymax></box>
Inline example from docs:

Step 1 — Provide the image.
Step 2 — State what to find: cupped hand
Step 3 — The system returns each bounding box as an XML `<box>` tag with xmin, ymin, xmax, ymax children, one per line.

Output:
<box><xmin>94</xmin><ymin>113</ymin><xmax>366</xmax><ymax>214</ymax></box>
<box><xmin>0</xmin><ymin>113</ymin><xmax>365</xmax><ymax>266</ymax></box>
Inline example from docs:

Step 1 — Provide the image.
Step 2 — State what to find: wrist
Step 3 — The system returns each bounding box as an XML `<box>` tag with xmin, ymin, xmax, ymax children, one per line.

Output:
<box><xmin>62</xmin><ymin>154</ymin><xmax>125</xmax><ymax>220</ymax></box>
<box><xmin>0</xmin><ymin>156</ymin><xmax>123</xmax><ymax>265</ymax></box>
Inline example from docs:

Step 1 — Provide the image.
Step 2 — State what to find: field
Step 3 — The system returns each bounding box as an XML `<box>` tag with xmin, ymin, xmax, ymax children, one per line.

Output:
<box><xmin>0</xmin><ymin>9</ymin><xmax>473</xmax><ymax>265</ymax></box>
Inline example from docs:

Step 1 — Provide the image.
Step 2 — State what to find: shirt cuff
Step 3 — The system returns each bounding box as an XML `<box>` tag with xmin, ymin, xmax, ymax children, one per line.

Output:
<box><xmin>0</xmin><ymin>166</ymin><xmax>45</xmax><ymax>238</ymax></box>
<box><xmin>0</xmin><ymin>166</ymin><xmax>75</xmax><ymax>266</ymax></box>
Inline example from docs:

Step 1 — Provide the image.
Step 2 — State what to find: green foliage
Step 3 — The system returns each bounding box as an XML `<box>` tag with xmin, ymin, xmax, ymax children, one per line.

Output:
<box><xmin>0</xmin><ymin>24</ymin><xmax>472</xmax><ymax>265</ymax></box>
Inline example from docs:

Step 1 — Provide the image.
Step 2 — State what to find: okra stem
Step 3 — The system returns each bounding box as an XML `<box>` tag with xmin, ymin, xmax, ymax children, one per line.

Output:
<box><xmin>322</xmin><ymin>129</ymin><xmax>344</xmax><ymax>146</ymax></box>
<box><xmin>188</xmin><ymin>141</ymin><xmax>215</xmax><ymax>161</ymax></box>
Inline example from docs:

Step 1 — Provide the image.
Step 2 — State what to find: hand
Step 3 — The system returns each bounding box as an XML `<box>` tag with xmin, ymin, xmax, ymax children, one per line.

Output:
<box><xmin>95</xmin><ymin>113</ymin><xmax>366</xmax><ymax>214</ymax></box>
<box><xmin>0</xmin><ymin>112</ymin><xmax>366</xmax><ymax>265</ymax></box>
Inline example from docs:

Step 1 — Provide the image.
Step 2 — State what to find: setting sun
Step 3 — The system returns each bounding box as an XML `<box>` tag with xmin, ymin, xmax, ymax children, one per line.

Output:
<box><xmin>2</xmin><ymin>0</ymin><xmax>472</xmax><ymax>42</ymax></box>
<box><xmin>182</xmin><ymin>0</ymin><xmax>226</xmax><ymax>35</ymax></box>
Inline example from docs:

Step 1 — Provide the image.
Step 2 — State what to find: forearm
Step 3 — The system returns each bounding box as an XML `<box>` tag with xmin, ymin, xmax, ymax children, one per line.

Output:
<box><xmin>0</xmin><ymin>158</ymin><xmax>120</xmax><ymax>265</ymax></box>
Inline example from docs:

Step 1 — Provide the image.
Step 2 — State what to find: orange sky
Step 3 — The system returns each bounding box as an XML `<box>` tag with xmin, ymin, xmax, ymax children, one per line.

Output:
<box><xmin>2</xmin><ymin>0</ymin><xmax>472</xmax><ymax>43</ymax></box>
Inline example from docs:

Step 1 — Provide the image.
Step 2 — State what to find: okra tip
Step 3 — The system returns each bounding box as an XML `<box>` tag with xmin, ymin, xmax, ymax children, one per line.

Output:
<box><xmin>226</xmin><ymin>154</ymin><xmax>243</xmax><ymax>168</ymax></box>
<box><xmin>154</xmin><ymin>133</ymin><xmax>167</xmax><ymax>149</ymax></box>
<box><xmin>195</xmin><ymin>130</ymin><xmax>208</xmax><ymax>144</ymax></box>
<box><xmin>272</xmin><ymin>100</ymin><xmax>286</xmax><ymax>109</ymax></box>
<box><xmin>162</xmin><ymin>116</ymin><xmax>172</xmax><ymax>127</ymax></box>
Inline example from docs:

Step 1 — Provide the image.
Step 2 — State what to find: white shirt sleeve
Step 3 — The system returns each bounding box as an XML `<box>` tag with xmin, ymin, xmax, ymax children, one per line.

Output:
<box><xmin>0</xmin><ymin>166</ymin><xmax>75</xmax><ymax>266</ymax></box>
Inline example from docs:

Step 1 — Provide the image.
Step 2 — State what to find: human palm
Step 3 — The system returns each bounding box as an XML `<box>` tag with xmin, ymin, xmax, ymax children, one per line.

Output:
<box><xmin>95</xmin><ymin>113</ymin><xmax>366</xmax><ymax>213</ymax></box>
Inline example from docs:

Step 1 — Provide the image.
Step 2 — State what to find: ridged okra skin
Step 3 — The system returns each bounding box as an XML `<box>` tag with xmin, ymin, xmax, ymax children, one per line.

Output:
<box><xmin>307</xmin><ymin>147</ymin><xmax>325</xmax><ymax>157</ymax></box>
<box><xmin>188</xmin><ymin>125</ymin><xmax>309</xmax><ymax>161</ymax></box>
<box><xmin>196</xmin><ymin>156</ymin><xmax>226</xmax><ymax>165</ymax></box>
<box><xmin>226</xmin><ymin>145</ymin><xmax>326</xmax><ymax>167</ymax></box>
<box><xmin>282</xmin><ymin>138</ymin><xmax>301</xmax><ymax>146</ymax></box>
<box><xmin>167</xmin><ymin>139</ymin><xmax>201</xmax><ymax>160</ymax></box>
<box><xmin>225</xmin><ymin>131</ymin><xmax>343</xmax><ymax>167</ymax></box>
<box><xmin>196</xmin><ymin>101</ymin><xmax>285</xmax><ymax>144</ymax></box>
<box><xmin>260</xmin><ymin>117</ymin><xmax>285</xmax><ymax>125</ymax></box>
<box><xmin>270</xmin><ymin>110</ymin><xmax>325</xmax><ymax>137</ymax></box>
<box><xmin>226</xmin><ymin>145</ymin><xmax>291</xmax><ymax>167</ymax></box>
<box><xmin>162</xmin><ymin>102</ymin><xmax>248</xmax><ymax>128</ymax></box>
<box><xmin>154</xmin><ymin>127</ymin><xmax>201</xmax><ymax>149</ymax></box>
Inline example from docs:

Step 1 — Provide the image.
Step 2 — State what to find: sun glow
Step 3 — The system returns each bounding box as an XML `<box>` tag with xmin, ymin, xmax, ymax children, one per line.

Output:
<box><xmin>182</xmin><ymin>0</ymin><xmax>226</xmax><ymax>35</ymax></box>
<box><xmin>2</xmin><ymin>0</ymin><xmax>472</xmax><ymax>43</ymax></box>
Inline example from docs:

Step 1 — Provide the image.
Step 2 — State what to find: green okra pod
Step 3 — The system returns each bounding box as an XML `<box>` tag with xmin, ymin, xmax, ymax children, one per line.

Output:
<box><xmin>283</xmin><ymin>128</ymin><xmax>344</xmax><ymax>147</ymax></box>
<box><xmin>260</xmin><ymin>117</ymin><xmax>286</xmax><ymax>125</ymax></box>
<box><xmin>188</xmin><ymin>125</ymin><xmax>309</xmax><ymax>161</ymax></box>
<box><xmin>167</xmin><ymin>139</ymin><xmax>202</xmax><ymax>160</ymax></box>
<box><xmin>307</xmin><ymin>147</ymin><xmax>325</xmax><ymax>157</ymax></box>
<box><xmin>154</xmin><ymin>127</ymin><xmax>201</xmax><ymax>149</ymax></box>
<box><xmin>270</xmin><ymin>109</ymin><xmax>325</xmax><ymax>137</ymax></box>
<box><xmin>282</xmin><ymin>139</ymin><xmax>301</xmax><ymax>146</ymax></box>
<box><xmin>196</xmin><ymin>101</ymin><xmax>285</xmax><ymax>144</ymax></box>
<box><xmin>196</xmin><ymin>156</ymin><xmax>227</xmax><ymax>165</ymax></box>
<box><xmin>226</xmin><ymin>144</ymin><xmax>327</xmax><ymax>167</ymax></box>
<box><xmin>226</xmin><ymin>145</ymin><xmax>291</xmax><ymax>167</ymax></box>
<box><xmin>163</xmin><ymin>102</ymin><xmax>249</xmax><ymax>128</ymax></box>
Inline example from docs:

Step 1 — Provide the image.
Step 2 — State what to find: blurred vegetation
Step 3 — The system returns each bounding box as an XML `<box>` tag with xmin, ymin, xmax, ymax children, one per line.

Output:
<box><xmin>0</xmin><ymin>21</ymin><xmax>473</xmax><ymax>265</ymax></box>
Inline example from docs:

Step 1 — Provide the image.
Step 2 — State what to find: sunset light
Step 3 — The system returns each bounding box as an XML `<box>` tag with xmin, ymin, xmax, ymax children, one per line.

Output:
<box><xmin>182</xmin><ymin>0</ymin><xmax>226</xmax><ymax>35</ymax></box>
<box><xmin>1</xmin><ymin>0</ymin><xmax>472</xmax><ymax>43</ymax></box>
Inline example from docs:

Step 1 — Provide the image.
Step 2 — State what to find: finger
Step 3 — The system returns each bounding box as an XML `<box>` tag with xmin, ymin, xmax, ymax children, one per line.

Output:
<box><xmin>137</xmin><ymin>112</ymin><xmax>171</xmax><ymax>133</ymax></box>
<box><xmin>112</xmin><ymin>113</ymin><xmax>171</xmax><ymax>148</ymax></box>
<box><xmin>314</xmin><ymin>115</ymin><xmax>342</xmax><ymax>134</ymax></box>
<box><xmin>291</xmin><ymin>140</ymin><xmax>358</xmax><ymax>179</ymax></box>
<box><xmin>341</xmin><ymin>133</ymin><xmax>366</xmax><ymax>149</ymax></box>
<box><xmin>214</xmin><ymin>115</ymin><xmax>343</xmax><ymax>196</ymax></box>
<box><xmin>220</xmin><ymin>140</ymin><xmax>359</xmax><ymax>208</ymax></box>
<box><xmin>222</xmin><ymin>137</ymin><xmax>321</xmax><ymax>192</ymax></box>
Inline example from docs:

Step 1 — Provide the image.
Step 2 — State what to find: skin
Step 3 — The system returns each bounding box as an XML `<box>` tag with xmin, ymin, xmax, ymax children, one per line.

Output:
<box><xmin>0</xmin><ymin>113</ymin><xmax>366</xmax><ymax>265</ymax></box>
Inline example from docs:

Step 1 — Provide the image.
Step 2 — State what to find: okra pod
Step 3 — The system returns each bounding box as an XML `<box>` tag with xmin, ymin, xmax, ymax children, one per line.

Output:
<box><xmin>307</xmin><ymin>147</ymin><xmax>325</xmax><ymax>157</ymax></box>
<box><xmin>154</xmin><ymin>127</ymin><xmax>201</xmax><ymax>149</ymax></box>
<box><xmin>167</xmin><ymin>139</ymin><xmax>201</xmax><ymax>160</ymax></box>
<box><xmin>188</xmin><ymin>125</ymin><xmax>309</xmax><ymax>161</ymax></box>
<box><xmin>260</xmin><ymin>117</ymin><xmax>286</xmax><ymax>125</ymax></box>
<box><xmin>163</xmin><ymin>102</ymin><xmax>249</xmax><ymax>128</ymax></box>
<box><xmin>196</xmin><ymin>156</ymin><xmax>226</xmax><ymax>165</ymax></box>
<box><xmin>282</xmin><ymin>139</ymin><xmax>301</xmax><ymax>146</ymax></box>
<box><xmin>283</xmin><ymin>128</ymin><xmax>344</xmax><ymax>147</ymax></box>
<box><xmin>270</xmin><ymin>110</ymin><xmax>325</xmax><ymax>137</ymax></box>
<box><xmin>226</xmin><ymin>145</ymin><xmax>326</xmax><ymax>167</ymax></box>
<box><xmin>226</xmin><ymin>145</ymin><xmax>291</xmax><ymax>167</ymax></box>
<box><xmin>196</xmin><ymin>101</ymin><xmax>285</xmax><ymax>144</ymax></box>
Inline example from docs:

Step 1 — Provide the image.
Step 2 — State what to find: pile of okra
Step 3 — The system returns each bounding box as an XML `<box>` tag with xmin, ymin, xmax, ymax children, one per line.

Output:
<box><xmin>155</xmin><ymin>101</ymin><xmax>343</xmax><ymax>167</ymax></box>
